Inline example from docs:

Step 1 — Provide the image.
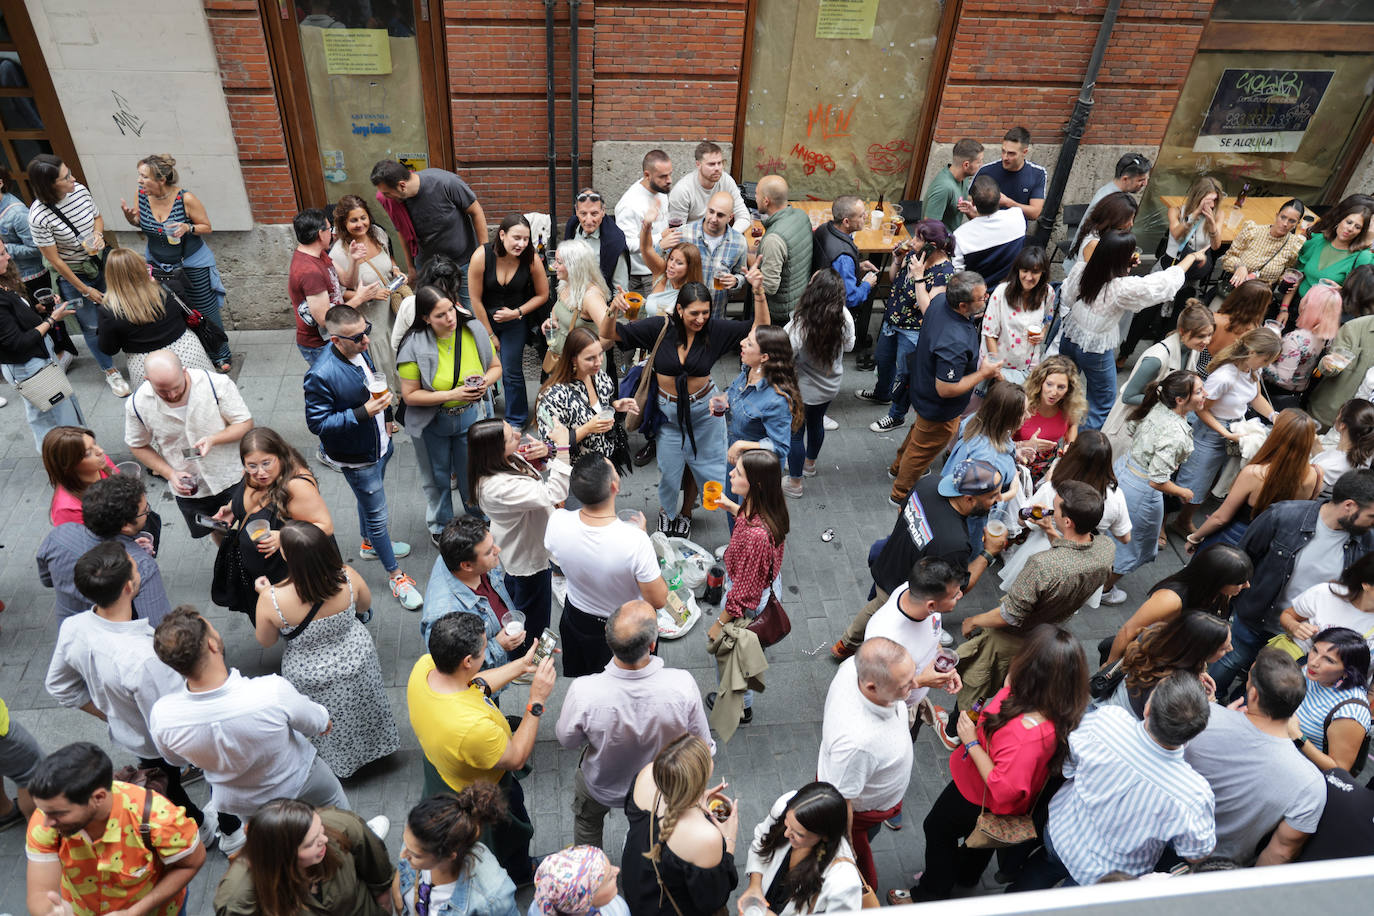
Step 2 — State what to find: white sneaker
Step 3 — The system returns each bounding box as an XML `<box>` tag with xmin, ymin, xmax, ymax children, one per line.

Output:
<box><xmin>219</xmin><ymin>825</ymin><xmax>247</xmax><ymax>856</ymax></box>
<box><xmin>104</xmin><ymin>370</ymin><xmax>131</xmax><ymax>398</ymax></box>
<box><xmin>939</xmin><ymin>629</ymin><xmax>954</xmax><ymax>647</ymax></box>
<box><xmin>366</xmin><ymin>815</ymin><xmax>390</xmax><ymax>839</ymax></box>
<box><xmin>823</xmin><ymin>414</ymin><xmax>839</xmax><ymax>431</ymax></box>
<box><xmin>1101</xmin><ymin>587</ymin><xmax>1128</xmax><ymax>606</ymax></box>
<box><xmin>0</xmin><ymin>395</ymin><xmax>7</xmax><ymax>407</ymax></box>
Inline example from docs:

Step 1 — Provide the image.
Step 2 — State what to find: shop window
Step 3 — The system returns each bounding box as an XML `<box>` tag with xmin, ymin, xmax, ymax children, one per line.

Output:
<box><xmin>0</xmin><ymin>6</ymin><xmax>81</xmax><ymax>201</ymax></box>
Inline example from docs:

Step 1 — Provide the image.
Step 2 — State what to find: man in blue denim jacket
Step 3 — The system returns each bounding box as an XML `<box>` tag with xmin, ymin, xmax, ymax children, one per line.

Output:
<box><xmin>1209</xmin><ymin>469</ymin><xmax>1374</xmax><ymax>696</ymax></box>
<box><xmin>421</xmin><ymin>516</ymin><xmax>524</xmax><ymax>678</ymax></box>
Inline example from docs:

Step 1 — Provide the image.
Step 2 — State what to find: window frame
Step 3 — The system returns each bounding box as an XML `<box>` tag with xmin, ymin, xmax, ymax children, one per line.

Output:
<box><xmin>0</xmin><ymin>1</ymin><xmax>84</xmax><ymax>201</ymax></box>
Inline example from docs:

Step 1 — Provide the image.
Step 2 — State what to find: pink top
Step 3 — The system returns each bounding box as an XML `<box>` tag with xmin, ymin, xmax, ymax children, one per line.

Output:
<box><xmin>948</xmin><ymin>686</ymin><xmax>1058</xmax><ymax>815</ymax></box>
<box><xmin>1015</xmin><ymin>408</ymin><xmax>1071</xmax><ymax>446</ymax></box>
<box><xmin>49</xmin><ymin>454</ymin><xmax>118</xmax><ymax>525</ymax></box>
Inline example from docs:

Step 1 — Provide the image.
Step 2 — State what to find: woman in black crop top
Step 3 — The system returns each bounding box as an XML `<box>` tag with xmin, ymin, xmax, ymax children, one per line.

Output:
<box><xmin>468</xmin><ymin>214</ymin><xmax>548</xmax><ymax>429</ymax></box>
<box><xmin>97</xmin><ymin>248</ymin><xmax>213</xmax><ymax>390</ymax></box>
<box><xmin>601</xmin><ymin>271</ymin><xmax>768</xmax><ymax>536</ymax></box>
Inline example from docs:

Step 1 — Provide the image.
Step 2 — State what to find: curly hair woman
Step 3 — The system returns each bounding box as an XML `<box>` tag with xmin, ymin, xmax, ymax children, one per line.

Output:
<box><xmin>783</xmin><ymin>269</ymin><xmax>854</xmax><ymax>498</ymax></box>
<box><xmin>1013</xmin><ymin>354</ymin><xmax>1085</xmax><ymax>483</ymax></box>
<box><xmin>1102</xmin><ymin>611</ymin><xmax>1232</xmax><ymax>718</ymax></box>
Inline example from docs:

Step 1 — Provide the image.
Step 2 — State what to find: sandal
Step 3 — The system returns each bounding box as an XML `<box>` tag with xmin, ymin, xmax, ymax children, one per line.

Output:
<box><xmin>887</xmin><ymin>889</ymin><xmax>912</xmax><ymax>906</ymax></box>
<box><xmin>216</xmin><ymin>359</ymin><xmax>233</xmax><ymax>374</ymax></box>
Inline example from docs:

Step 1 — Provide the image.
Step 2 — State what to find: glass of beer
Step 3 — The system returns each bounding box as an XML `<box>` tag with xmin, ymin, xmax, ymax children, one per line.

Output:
<box><xmin>703</xmin><ymin>480</ymin><xmax>723</xmax><ymax>510</ymax></box>
<box><xmin>622</xmin><ymin>291</ymin><xmax>644</xmax><ymax>318</ymax></box>
<box><xmin>245</xmin><ymin>519</ymin><xmax>271</xmax><ymax>542</ymax></box>
<box><xmin>366</xmin><ymin>372</ymin><xmax>389</xmax><ymax>403</ymax></box>
<box><xmin>713</xmin><ymin>274</ymin><xmax>729</xmax><ymax>291</ymax></box>
<box><xmin>164</xmin><ymin>221</ymin><xmax>182</xmax><ymax>245</ymax></box>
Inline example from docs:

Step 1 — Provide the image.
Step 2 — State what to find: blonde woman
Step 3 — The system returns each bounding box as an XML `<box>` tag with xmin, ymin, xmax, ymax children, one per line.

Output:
<box><xmin>620</xmin><ymin>735</ymin><xmax>739</xmax><ymax>916</ymax></box>
<box><xmin>540</xmin><ymin>237</ymin><xmax>610</xmax><ymax>371</ymax></box>
<box><xmin>97</xmin><ymin>247</ymin><xmax>212</xmax><ymax>389</ymax></box>
<box><xmin>1013</xmin><ymin>354</ymin><xmax>1086</xmax><ymax>483</ymax></box>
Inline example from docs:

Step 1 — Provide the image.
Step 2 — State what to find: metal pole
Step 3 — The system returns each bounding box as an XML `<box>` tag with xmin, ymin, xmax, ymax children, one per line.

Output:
<box><xmin>1032</xmin><ymin>0</ymin><xmax>1123</xmax><ymax>248</ymax></box>
<box><xmin>544</xmin><ymin>0</ymin><xmax>558</xmax><ymax>239</ymax></box>
<box><xmin>569</xmin><ymin>0</ymin><xmax>581</xmax><ymax>196</ymax></box>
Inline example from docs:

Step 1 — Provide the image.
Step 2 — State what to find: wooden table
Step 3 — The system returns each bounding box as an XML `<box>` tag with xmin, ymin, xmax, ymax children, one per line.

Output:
<box><xmin>751</xmin><ymin>200</ymin><xmax>910</xmax><ymax>254</ymax></box>
<box><xmin>1157</xmin><ymin>195</ymin><xmax>1314</xmax><ymax>244</ymax></box>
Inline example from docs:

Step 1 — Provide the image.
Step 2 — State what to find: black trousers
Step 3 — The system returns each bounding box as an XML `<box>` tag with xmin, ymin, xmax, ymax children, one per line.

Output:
<box><xmin>559</xmin><ymin>599</ymin><xmax>612</xmax><ymax>677</ymax></box>
<box><xmin>911</xmin><ymin>780</ymin><xmax>994</xmax><ymax>900</ymax></box>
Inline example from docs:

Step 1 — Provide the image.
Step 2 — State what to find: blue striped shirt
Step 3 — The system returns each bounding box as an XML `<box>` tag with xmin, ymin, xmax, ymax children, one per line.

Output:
<box><xmin>1295</xmin><ymin>677</ymin><xmax>1371</xmax><ymax>751</ymax></box>
<box><xmin>1048</xmin><ymin>706</ymin><xmax>1214</xmax><ymax>883</ymax></box>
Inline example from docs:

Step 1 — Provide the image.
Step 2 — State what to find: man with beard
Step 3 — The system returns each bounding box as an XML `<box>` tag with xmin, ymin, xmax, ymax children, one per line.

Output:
<box><xmin>25</xmin><ymin>742</ymin><xmax>205</xmax><ymax>916</ymax></box>
<box><xmin>680</xmin><ymin>190</ymin><xmax>748</xmax><ymax>317</ymax></box>
<box><xmin>1209</xmin><ymin>469</ymin><xmax>1374</xmax><ymax>696</ymax></box>
<box><xmin>614</xmin><ymin>149</ymin><xmax>672</xmax><ymax>294</ymax></box>
<box><xmin>831</xmin><ymin>459</ymin><xmax>1006</xmax><ymax>661</ymax></box>
<box><xmin>666</xmin><ymin>140</ymin><xmax>751</xmax><ymax>232</ymax></box>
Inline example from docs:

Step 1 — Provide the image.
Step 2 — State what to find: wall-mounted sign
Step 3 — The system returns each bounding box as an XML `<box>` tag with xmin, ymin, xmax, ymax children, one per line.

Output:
<box><xmin>322</xmin><ymin>29</ymin><xmax>392</xmax><ymax>75</ymax></box>
<box><xmin>1193</xmin><ymin>68</ymin><xmax>1333</xmax><ymax>154</ymax></box>
<box><xmin>816</xmin><ymin>0</ymin><xmax>879</xmax><ymax>39</ymax></box>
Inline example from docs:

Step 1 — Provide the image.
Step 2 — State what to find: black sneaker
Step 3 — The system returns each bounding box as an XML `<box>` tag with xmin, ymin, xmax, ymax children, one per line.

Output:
<box><xmin>430</xmin><ymin>531</ymin><xmax>441</xmax><ymax>549</ymax></box>
<box><xmin>854</xmin><ymin>388</ymin><xmax>891</xmax><ymax>404</ymax></box>
<box><xmin>856</xmin><ymin>352</ymin><xmax>876</xmax><ymax>371</ymax></box>
<box><xmin>704</xmin><ymin>692</ymin><xmax>752</xmax><ymax>724</ymax></box>
<box><xmin>667</xmin><ymin>514</ymin><xmax>692</xmax><ymax>538</ymax></box>
<box><xmin>870</xmin><ymin>414</ymin><xmax>904</xmax><ymax>433</ymax></box>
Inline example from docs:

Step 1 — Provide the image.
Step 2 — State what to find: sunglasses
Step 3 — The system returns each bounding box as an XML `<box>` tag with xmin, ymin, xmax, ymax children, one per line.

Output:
<box><xmin>576</xmin><ymin>189</ymin><xmax>602</xmax><ymax>203</ymax></box>
<box><xmin>332</xmin><ymin>321</ymin><xmax>372</xmax><ymax>343</ymax></box>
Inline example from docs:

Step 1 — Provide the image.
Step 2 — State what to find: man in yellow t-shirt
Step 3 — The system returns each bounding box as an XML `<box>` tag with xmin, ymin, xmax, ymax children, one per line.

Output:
<box><xmin>0</xmin><ymin>694</ymin><xmax>44</xmax><ymax>829</ymax></box>
<box><xmin>407</xmin><ymin>609</ymin><xmax>555</xmax><ymax>883</ymax></box>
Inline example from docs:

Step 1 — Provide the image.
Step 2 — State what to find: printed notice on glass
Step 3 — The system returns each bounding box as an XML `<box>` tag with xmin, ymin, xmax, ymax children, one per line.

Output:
<box><xmin>322</xmin><ymin>29</ymin><xmax>393</xmax><ymax>75</ymax></box>
<box><xmin>1193</xmin><ymin>69</ymin><xmax>1333</xmax><ymax>154</ymax></box>
<box><xmin>815</xmin><ymin>0</ymin><xmax>879</xmax><ymax>40</ymax></box>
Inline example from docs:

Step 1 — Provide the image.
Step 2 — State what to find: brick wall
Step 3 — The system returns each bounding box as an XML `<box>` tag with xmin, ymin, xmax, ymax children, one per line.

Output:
<box><xmin>203</xmin><ymin>0</ymin><xmax>296</xmax><ymax>223</ymax></box>
<box><xmin>933</xmin><ymin>0</ymin><xmax>1215</xmax><ymax>147</ymax></box>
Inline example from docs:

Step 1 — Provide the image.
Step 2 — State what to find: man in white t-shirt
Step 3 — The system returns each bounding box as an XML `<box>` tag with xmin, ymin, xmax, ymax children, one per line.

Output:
<box><xmin>1184</xmin><ymin>648</ymin><xmax>1325</xmax><ymax>865</ymax></box>
<box><xmin>545</xmin><ymin>454</ymin><xmax>668</xmax><ymax>677</ymax></box>
<box><xmin>304</xmin><ymin>304</ymin><xmax>422</xmax><ymax>610</ymax></box>
<box><xmin>1211</xmin><ymin>468</ymin><xmax>1374</xmax><ymax>695</ymax></box>
<box><xmin>1286</xmin><ymin>570</ymin><xmax>1374</xmax><ymax>654</ymax></box>
<box><xmin>817</xmin><ymin>637</ymin><xmax>920</xmax><ymax>889</ymax></box>
<box><xmin>863</xmin><ymin>556</ymin><xmax>963</xmax><ymax>727</ymax></box>
<box><xmin>614</xmin><ymin>149</ymin><xmax>672</xmax><ymax>293</ymax></box>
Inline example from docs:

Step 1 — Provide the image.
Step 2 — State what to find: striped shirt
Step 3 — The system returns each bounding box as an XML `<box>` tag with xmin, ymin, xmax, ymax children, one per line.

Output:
<box><xmin>1295</xmin><ymin>677</ymin><xmax>1371</xmax><ymax>752</ymax></box>
<box><xmin>28</xmin><ymin>181</ymin><xmax>100</xmax><ymax>267</ymax></box>
<box><xmin>1047</xmin><ymin>706</ymin><xmax>1214</xmax><ymax>883</ymax></box>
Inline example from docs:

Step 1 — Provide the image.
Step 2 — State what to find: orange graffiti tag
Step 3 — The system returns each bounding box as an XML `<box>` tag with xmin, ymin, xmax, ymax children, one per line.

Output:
<box><xmin>807</xmin><ymin>101</ymin><xmax>855</xmax><ymax>140</ymax></box>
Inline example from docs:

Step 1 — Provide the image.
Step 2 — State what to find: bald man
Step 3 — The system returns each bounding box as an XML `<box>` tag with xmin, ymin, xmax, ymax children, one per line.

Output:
<box><xmin>125</xmin><ymin>349</ymin><xmax>253</xmax><ymax>538</ymax></box>
<box><xmin>755</xmin><ymin>175</ymin><xmax>813</xmax><ymax>322</ymax></box>
<box><xmin>555</xmin><ymin>599</ymin><xmax>712</xmax><ymax>847</ymax></box>
<box><xmin>681</xmin><ymin>190</ymin><xmax>749</xmax><ymax>317</ymax></box>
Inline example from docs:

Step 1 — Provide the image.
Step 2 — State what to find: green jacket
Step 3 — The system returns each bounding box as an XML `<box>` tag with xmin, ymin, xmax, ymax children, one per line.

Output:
<box><xmin>760</xmin><ymin>205</ymin><xmax>814</xmax><ymax>322</ymax></box>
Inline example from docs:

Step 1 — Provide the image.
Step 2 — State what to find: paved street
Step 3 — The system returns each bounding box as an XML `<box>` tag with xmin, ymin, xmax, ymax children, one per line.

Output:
<box><xmin>0</xmin><ymin>329</ymin><xmax>1184</xmax><ymax>914</ymax></box>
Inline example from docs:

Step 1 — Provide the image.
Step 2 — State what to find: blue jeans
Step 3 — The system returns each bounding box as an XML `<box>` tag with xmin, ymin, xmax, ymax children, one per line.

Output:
<box><xmin>298</xmin><ymin>342</ymin><xmax>328</xmax><ymax>366</ymax></box>
<box><xmin>3</xmin><ymin>345</ymin><xmax>86</xmax><ymax>452</ymax></box>
<box><xmin>1175</xmin><ymin>416</ymin><xmax>1233</xmax><ymax>505</ymax></box>
<box><xmin>340</xmin><ymin>440</ymin><xmax>399</xmax><ymax>572</ymax></box>
<box><xmin>492</xmin><ymin>316</ymin><xmax>530</xmax><ymax>427</ymax></box>
<box><xmin>1114</xmin><ymin>456</ymin><xmax>1162</xmax><ymax>575</ymax></box>
<box><xmin>1061</xmin><ymin>336</ymin><xmax>1116</xmax><ymax>430</ymax></box>
<box><xmin>409</xmin><ymin>434</ymin><xmax>444</xmax><ymax>535</ymax></box>
<box><xmin>656</xmin><ymin>389</ymin><xmax>727</xmax><ymax>515</ymax></box>
<box><xmin>873</xmin><ymin>322</ymin><xmax>919</xmax><ymax>417</ymax></box>
<box><xmin>56</xmin><ymin>275</ymin><xmax>114</xmax><ymax>372</ymax></box>
<box><xmin>1208</xmin><ymin>616</ymin><xmax>1270</xmax><ymax>698</ymax></box>
<box><xmin>456</xmin><ymin>262</ymin><xmax>472</xmax><ymax>312</ymax></box>
<box><xmin>788</xmin><ymin>401</ymin><xmax>831</xmax><ymax>478</ymax></box>
<box><xmin>421</xmin><ymin>404</ymin><xmax>487</xmax><ymax>525</ymax></box>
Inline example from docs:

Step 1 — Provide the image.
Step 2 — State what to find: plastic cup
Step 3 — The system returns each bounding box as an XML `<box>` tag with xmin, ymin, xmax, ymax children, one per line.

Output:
<box><xmin>596</xmin><ymin>408</ymin><xmax>616</xmax><ymax>425</ymax></box>
<box><xmin>1264</xmin><ymin>320</ymin><xmax>1284</xmax><ymax>335</ymax></box>
<box><xmin>33</xmin><ymin>287</ymin><xmax>53</xmax><ymax>305</ymax></box>
<box><xmin>164</xmin><ymin>221</ymin><xmax>182</xmax><ymax>245</ymax></box>
<box><xmin>667</xmin><ymin>216</ymin><xmax>684</xmax><ymax>229</ymax></box>
<box><xmin>985</xmin><ymin>519</ymin><xmax>1007</xmax><ymax>539</ymax></box>
<box><xmin>713</xmin><ymin>274</ymin><xmax>729</xmax><ymax>291</ymax></box>
<box><xmin>707</xmin><ymin>795</ymin><xmax>732</xmax><ymax>822</ymax></box>
<box><xmin>933</xmin><ymin>647</ymin><xmax>959</xmax><ymax>673</ymax></box>
<box><xmin>703</xmin><ymin>480</ymin><xmax>723</xmax><ymax>510</ymax></box>
<box><xmin>501</xmin><ymin>609</ymin><xmax>526</xmax><ymax>638</ymax></box>
<box><xmin>114</xmin><ymin>461</ymin><xmax>141</xmax><ymax>478</ymax></box>
<box><xmin>464</xmin><ymin>374</ymin><xmax>485</xmax><ymax>390</ymax></box>
<box><xmin>709</xmin><ymin>394</ymin><xmax>728</xmax><ymax>417</ymax></box>
<box><xmin>245</xmin><ymin>519</ymin><xmax>271</xmax><ymax>542</ymax></box>
<box><xmin>81</xmin><ymin>233</ymin><xmax>100</xmax><ymax>255</ymax></box>
<box><xmin>622</xmin><ymin>291</ymin><xmax>644</xmax><ymax>319</ymax></box>
<box><xmin>617</xmin><ymin>508</ymin><xmax>645</xmax><ymax>529</ymax></box>
<box><xmin>1281</xmin><ymin>268</ymin><xmax>1303</xmax><ymax>288</ymax></box>
<box><xmin>366</xmin><ymin>371</ymin><xmax>389</xmax><ymax>403</ymax></box>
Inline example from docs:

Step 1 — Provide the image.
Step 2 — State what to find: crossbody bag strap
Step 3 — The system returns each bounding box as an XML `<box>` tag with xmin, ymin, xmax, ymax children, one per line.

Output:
<box><xmin>647</xmin><ymin>805</ymin><xmax>688</xmax><ymax>916</ymax></box>
<box><xmin>1322</xmin><ymin>696</ymin><xmax>1372</xmax><ymax>737</ymax></box>
<box><xmin>281</xmin><ymin>598</ymin><xmax>326</xmax><ymax>642</ymax></box>
<box><xmin>139</xmin><ymin>785</ymin><xmax>162</xmax><ymax>867</ymax></box>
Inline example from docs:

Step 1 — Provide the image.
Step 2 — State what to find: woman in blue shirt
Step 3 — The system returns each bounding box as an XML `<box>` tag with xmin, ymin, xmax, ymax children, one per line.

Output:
<box><xmin>1291</xmin><ymin>626</ymin><xmax>1372</xmax><ymax>775</ymax></box>
<box><xmin>721</xmin><ymin>324</ymin><xmax>803</xmax><ymax>512</ymax></box>
<box><xmin>941</xmin><ymin>380</ymin><xmax>1025</xmax><ymax>546</ymax></box>
<box><xmin>395</xmin><ymin>785</ymin><xmax>519</xmax><ymax>916</ymax></box>
<box><xmin>0</xmin><ymin>170</ymin><xmax>42</xmax><ymax>294</ymax></box>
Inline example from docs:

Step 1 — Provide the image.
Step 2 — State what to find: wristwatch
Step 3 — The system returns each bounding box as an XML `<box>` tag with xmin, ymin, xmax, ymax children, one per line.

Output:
<box><xmin>979</xmin><ymin>549</ymin><xmax>996</xmax><ymax>564</ymax></box>
<box><xmin>526</xmin><ymin>702</ymin><xmax>544</xmax><ymax>717</ymax></box>
<box><xmin>1293</xmin><ymin>736</ymin><xmax>1307</xmax><ymax>751</ymax></box>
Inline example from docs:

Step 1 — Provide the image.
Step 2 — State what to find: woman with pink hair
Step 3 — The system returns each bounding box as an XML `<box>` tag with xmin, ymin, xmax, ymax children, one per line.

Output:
<box><xmin>1266</xmin><ymin>281</ymin><xmax>1343</xmax><ymax>399</ymax></box>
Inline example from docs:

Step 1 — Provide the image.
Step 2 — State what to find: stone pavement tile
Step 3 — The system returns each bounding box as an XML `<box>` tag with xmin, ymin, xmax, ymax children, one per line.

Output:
<box><xmin>0</xmin><ymin>332</ymin><xmax>1190</xmax><ymax>914</ymax></box>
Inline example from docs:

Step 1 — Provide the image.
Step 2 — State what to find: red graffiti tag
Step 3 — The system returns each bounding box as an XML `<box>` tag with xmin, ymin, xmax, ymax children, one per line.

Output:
<box><xmin>754</xmin><ymin>154</ymin><xmax>786</xmax><ymax>175</ymax></box>
<box><xmin>867</xmin><ymin>139</ymin><xmax>913</xmax><ymax>175</ymax></box>
<box><xmin>807</xmin><ymin>101</ymin><xmax>856</xmax><ymax>140</ymax></box>
<box><xmin>791</xmin><ymin>142</ymin><xmax>836</xmax><ymax>175</ymax></box>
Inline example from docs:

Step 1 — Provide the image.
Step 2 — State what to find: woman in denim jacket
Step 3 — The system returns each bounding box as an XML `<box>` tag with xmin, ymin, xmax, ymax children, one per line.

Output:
<box><xmin>394</xmin><ymin>785</ymin><xmax>519</xmax><ymax>916</ymax></box>
<box><xmin>0</xmin><ymin>171</ymin><xmax>42</xmax><ymax>293</ymax></box>
<box><xmin>721</xmin><ymin>325</ymin><xmax>802</xmax><ymax>514</ymax></box>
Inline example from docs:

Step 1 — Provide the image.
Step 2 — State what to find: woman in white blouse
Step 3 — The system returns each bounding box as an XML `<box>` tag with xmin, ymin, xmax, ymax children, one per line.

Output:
<box><xmin>330</xmin><ymin>194</ymin><xmax>404</xmax><ymax>387</ymax></box>
<box><xmin>1059</xmin><ymin>229</ymin><xmax>1202</xmax><ymax>430</ymax></box>
<box><xmin>743</xmin><ymin>783</ymin><xmax>863</xmax><ymax>915</ymax></box>
<box><xmin>467</xmin><ymin>417</ymin><xmax>571</xmax><ymax>650</ymax></box>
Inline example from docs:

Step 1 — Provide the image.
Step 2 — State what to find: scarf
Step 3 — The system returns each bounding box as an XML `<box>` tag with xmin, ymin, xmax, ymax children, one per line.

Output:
<box><xmin>531</xmin><ymin>845</ymin><xmax>612</xmax><ymax>916</ymax></box>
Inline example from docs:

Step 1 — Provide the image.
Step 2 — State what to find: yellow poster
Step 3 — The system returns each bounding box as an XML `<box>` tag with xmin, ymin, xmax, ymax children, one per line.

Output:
<box><xmin>816</xmin><ymin>0</ymin><xmax>880</xmax><ymax>40</ymax></box>
<box><xmin>322</xmin><ymin>29</ymin><xmax>392</xmax><ymax>75</ymax></box>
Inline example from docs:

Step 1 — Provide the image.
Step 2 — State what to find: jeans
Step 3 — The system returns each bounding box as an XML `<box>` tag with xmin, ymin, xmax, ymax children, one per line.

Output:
<box><xmin>873</xmin><ymin>322</ymin><xmax>920</xmax><ymax>413</ymax></box>
<box><xmin>506</xmin><ymin>567</ymin><xmax>552</xmax><ymax>654</ymax></box>
<box><xmin>1175</xmin><ymin>416</ymin><xmax>1233</xmax><ymax>505</ymax></box>
<box><xmin>1208</xmin><ymin>616</ymin><xmax>1271</xmax><ymax>697</ymax></box>
<box><xmin>56</xmin><ymin>275</ymin><xmax>114</xmax><ymax>371</ymax></box>
<box><xmin>1061</xmin><ymin>336</ymin><xmax>1116</xmax><ymax>430</ymax></box>
<box><xmin>788</xmin><ymin>401</ymin><xmax>831</xmax><ymax>478</ymax></box>
<box><xmin>409</xmin><ymin>434</ymin><xmax>444</xmax><ymax>535</ymax></box>
<box><xmin>3</xmin><ymin>346</ymin><xmax>86</xmax><ymax>452</ymax></box>
<box><xmin>492</xmin><ymin>315</ymin><xmax>530</xmax><ymax>427</ymax></box>
<box><xmin>455</xmin><ymin>262</ymin><xmax>473</xmax><ymax>312</ymax></box>
<box><xmin>655</xmin><ymin>390</ymin><xmax>727</xmax><ymax>515</ymax></box>
<box><xmin>1114</xmin><ymin>456</ymin><xmax>1162</xmax><ymax>575</ymax></box>
<box><xmin>421</xmin><ymin>404</ymin><xmax>487</xmax><ymax>524</ymax></box>
<box><xmin>340</xmin><ymin>440</ymin><xmax>400</xmax><ymax>572</ymax></box>
<box><xmin>297</xmin><ymin>342</ymin><xmax>328</xmax><ymax>366</ymax></box>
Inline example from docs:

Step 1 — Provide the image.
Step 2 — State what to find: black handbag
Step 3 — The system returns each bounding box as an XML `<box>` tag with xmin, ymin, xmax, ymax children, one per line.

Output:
<box><xmin>210</xmin><ymin>519</ymin><xmax>257</xmax><ymax>621</ymax></box>
<box><xmin>162</xmin><ymin>281</ymin><xmax>229</xmax><ymax>357</ymax></box>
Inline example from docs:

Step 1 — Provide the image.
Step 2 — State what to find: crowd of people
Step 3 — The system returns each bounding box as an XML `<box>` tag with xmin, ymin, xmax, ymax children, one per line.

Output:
<box><xmin>4</xmin><ymin>129</ymin><xmax>1374</xmax><ymax>916</ymax></box>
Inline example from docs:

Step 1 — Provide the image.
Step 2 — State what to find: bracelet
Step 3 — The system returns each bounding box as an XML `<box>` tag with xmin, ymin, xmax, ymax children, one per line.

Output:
<box><xmin>1186</xmin><ymin>533</ymin><xmax>1202</xmax><ymax>545</ymax></box>
<box><xmin>965</xmin><ymin>739</ymin><xmax>981</xmax><ymax>753</ymax></box>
